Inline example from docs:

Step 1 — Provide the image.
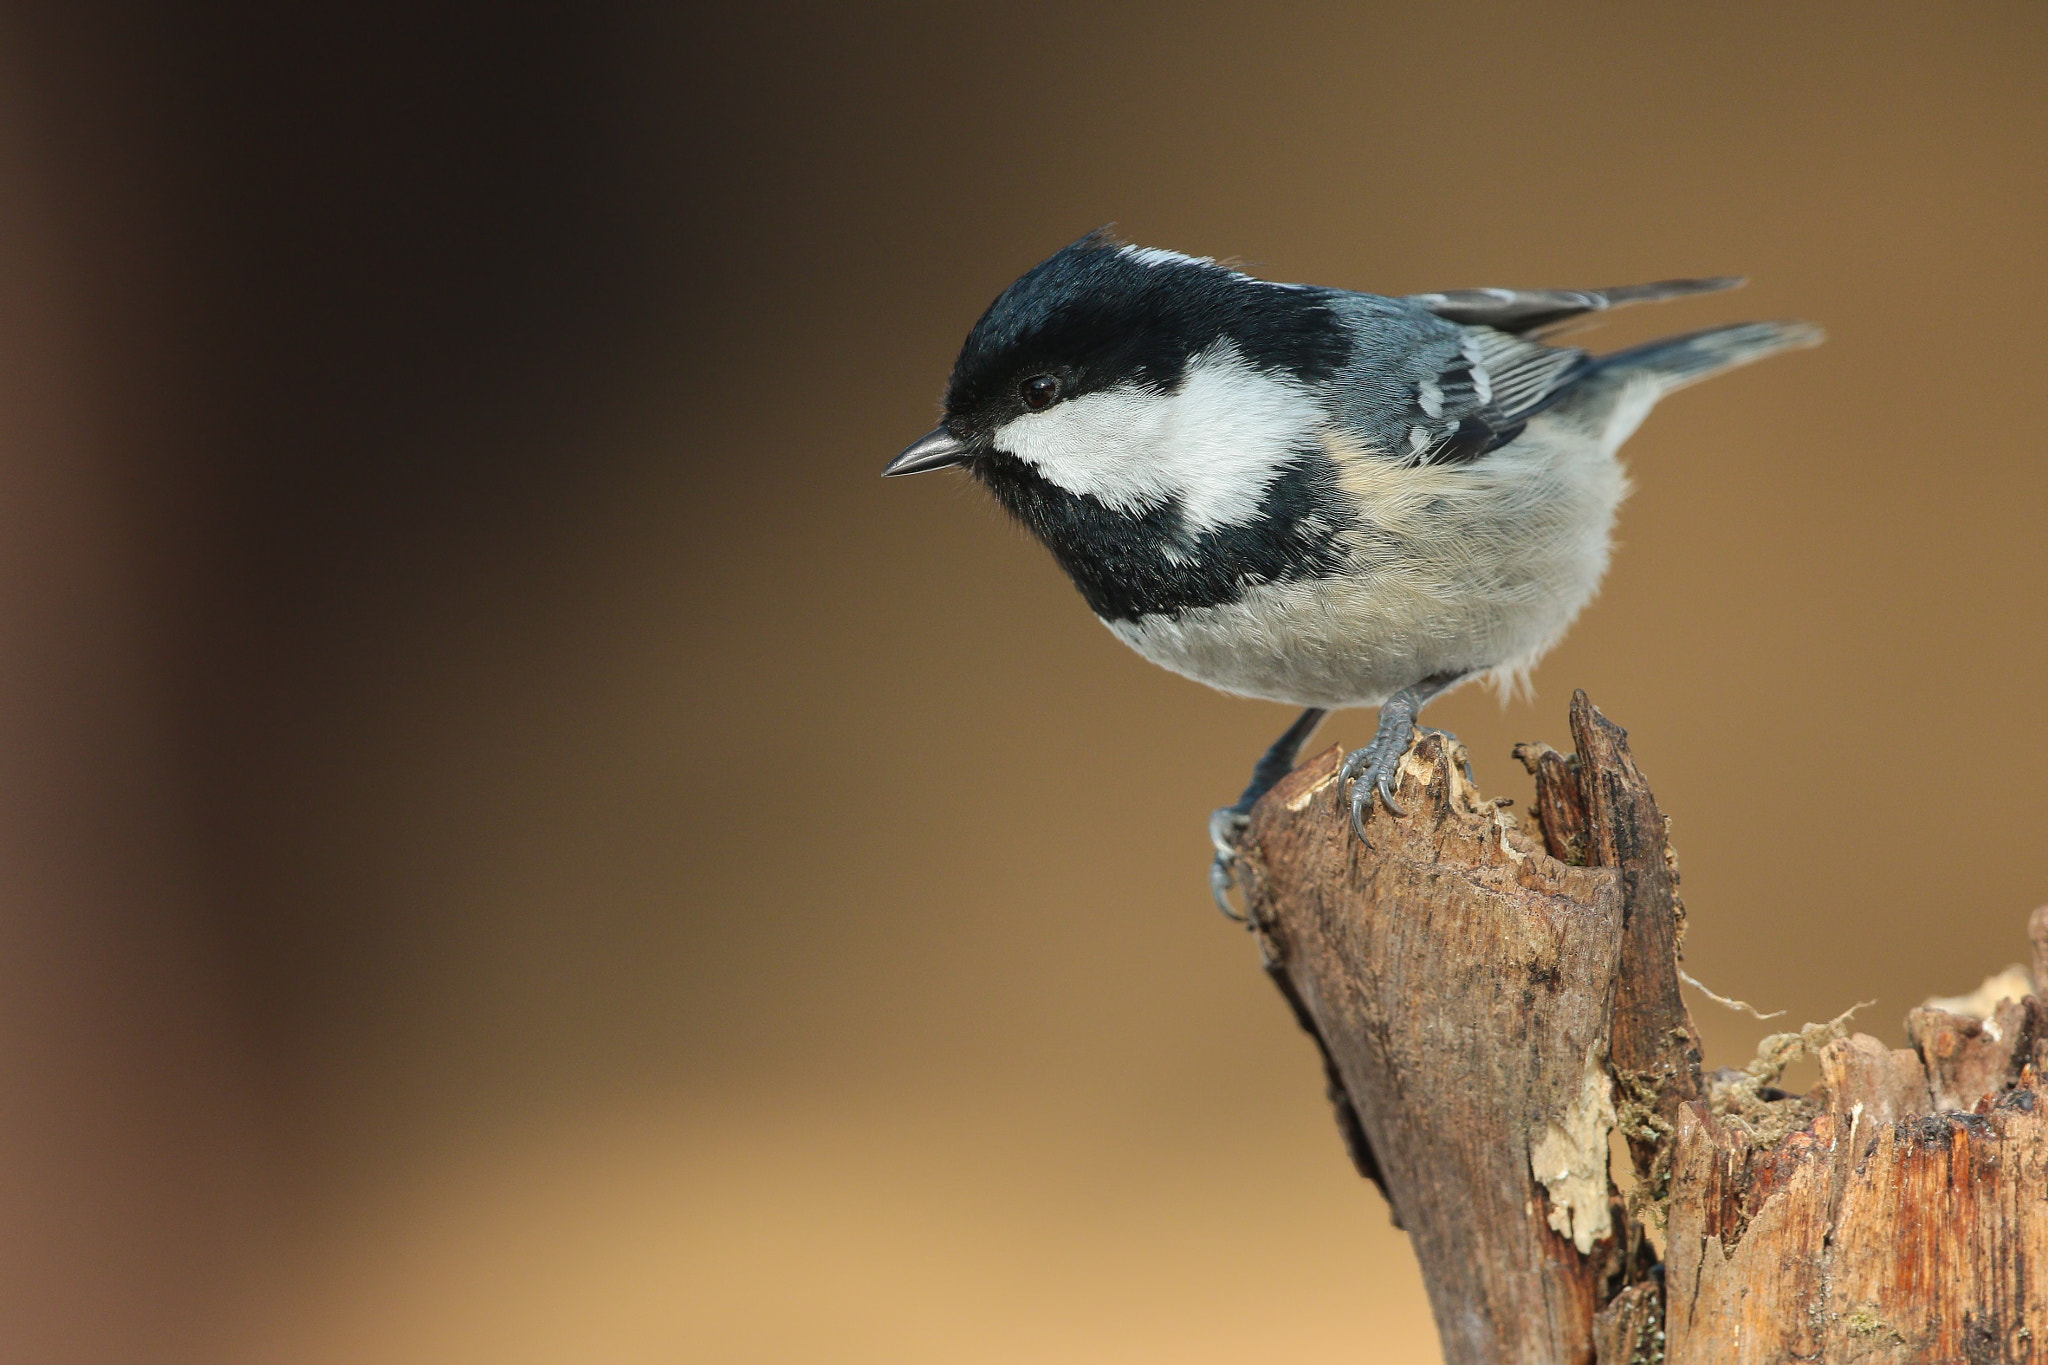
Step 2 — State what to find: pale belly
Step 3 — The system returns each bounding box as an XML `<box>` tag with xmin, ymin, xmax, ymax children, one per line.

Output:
<box><xmin>1105</xmin><ymin>416</ymin><xmax>1631</xmax><ymax>709</ymax></box>
<box><xmin>1104</xmin><ymin>573</ymin><xmax>1567</xmax><ymax>707</ymax></box>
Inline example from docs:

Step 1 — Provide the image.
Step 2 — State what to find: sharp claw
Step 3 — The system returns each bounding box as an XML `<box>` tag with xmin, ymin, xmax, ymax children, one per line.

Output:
<box><xmin>1209</xmin><ymin>805</ymin><xmax>1252</xmax><ymax>922</ymax></box>
<box><xmin>1377</xmin><ymin>772</ymin><xmax>1406</xmax><ymax>819</ymax></box>
<box><xmin>1211</xmin><ymin>854</ymin><xmax>1246</xmax><ymax>922</ymax></box>
<box><xmin>1209</xmin><ymin>807</ymin><xmax>1242</xmax><ymax>857</ymax></box>
<box><xmin>1349</xmin><ymin>783</ymin><xmax>1372</xmax><ymax>843</ymax></box>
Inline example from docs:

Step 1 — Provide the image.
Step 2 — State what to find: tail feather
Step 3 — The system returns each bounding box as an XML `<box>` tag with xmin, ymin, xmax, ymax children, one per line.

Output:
<box><xmin>1584</xmin><ymin>277</ymin><xmax>1745</xmax><ymax>311</ymax></box>
<box><xmin>1594</xmin><ymin>320</ymin><xmax>1825</xmax><ymax>392</ymax></box>
<box><xmin>1410</xmin><ymin>276</ymin><xmax>1745</xmax><ymax>334</ymax></box>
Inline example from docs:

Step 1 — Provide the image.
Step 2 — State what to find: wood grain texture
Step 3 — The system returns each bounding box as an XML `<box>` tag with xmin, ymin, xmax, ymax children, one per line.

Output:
<box><xmin>1665</xmin><ymin>1095</ymin><xmax>2048</xmax><ymax>1363</ymax></box>
<box><xmin>1514</xmin><ymin>740</ymin><xmax>1589</xmax><ymax>868</ymax></box>
<box><xmin>1565</xmin><ymin>692</ymin><xmax>1704</xmax><ymax>1201</ymax></box>
<box><xmin>1228</xmin><ymin>695</ymin><xmax>2048</xmax><ymax>1365</ymax></box>
<box><xmin>1242</xmin><ymin>735</ymin><xmax>1624</xmax><ymax>1365</ymax></box>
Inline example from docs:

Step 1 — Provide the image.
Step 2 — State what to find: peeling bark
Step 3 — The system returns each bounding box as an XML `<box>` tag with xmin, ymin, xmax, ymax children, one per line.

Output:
<box><xmin>1232</xmin><ymin>693</ymin><xmax>2048</xmax><ymax>1365</ymax></box>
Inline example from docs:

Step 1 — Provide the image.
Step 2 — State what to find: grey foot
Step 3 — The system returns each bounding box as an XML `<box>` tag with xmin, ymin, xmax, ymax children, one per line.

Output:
<box><xmin>1339</xmin><ymin>674</ymin><xmax>1471</xmax><ymax>841</ymax></box>
<box><xmin>1341</xmin><ymin>721</ymin><xmax>1467</xmax><ymax>840</ymax></box>
<box><xmin>1209</xmin><ymin>806</ymin><xmax>1250</xmax><ymax>921</ymax></box>
<box><xmin>1210</xmin><ymin>706</ymin><xmax>1327</xmax><ymax>921</ymax></box>
<box><xmin>1340</xmin><ymin>710</ymin><xmax>1419</xmax><ymax>837</ymax></box>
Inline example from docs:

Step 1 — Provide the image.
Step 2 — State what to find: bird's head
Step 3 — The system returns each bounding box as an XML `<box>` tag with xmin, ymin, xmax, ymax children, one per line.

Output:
<box><xmin>885</xmin><ymin>232</ymin><xmax>1350</xmax><ymax>532</ymax></box>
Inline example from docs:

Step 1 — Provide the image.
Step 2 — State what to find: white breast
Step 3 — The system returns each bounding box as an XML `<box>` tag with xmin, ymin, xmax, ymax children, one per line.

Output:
<box><xmin>1105</xmin><ymin>407</ymin><xmax>1633</xmax><ymax>709</ymax></box>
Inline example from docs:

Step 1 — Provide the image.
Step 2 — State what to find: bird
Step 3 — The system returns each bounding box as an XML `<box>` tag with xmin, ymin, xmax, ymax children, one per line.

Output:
<box><xmin>884</xmin><ymin>230</ymin><xmax>1820</xmax><ymax>912</ymax></box>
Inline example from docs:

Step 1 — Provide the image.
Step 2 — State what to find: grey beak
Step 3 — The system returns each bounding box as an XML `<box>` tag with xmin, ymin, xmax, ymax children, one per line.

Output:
<box><xmin>883</xmin><ymin>426</ymin><xmax>971</xmax><ymax>477</ymax></box>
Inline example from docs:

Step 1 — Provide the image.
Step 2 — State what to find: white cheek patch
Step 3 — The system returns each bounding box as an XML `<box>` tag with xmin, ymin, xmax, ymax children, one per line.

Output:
<box><xmin>991</xmin><ymin>343</ymin><xmax>1322</xmax><ymax>535</ymax></box>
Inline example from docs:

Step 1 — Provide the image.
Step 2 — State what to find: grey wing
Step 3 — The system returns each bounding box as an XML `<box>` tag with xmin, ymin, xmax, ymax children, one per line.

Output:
<box><xmin>1407</xmin><ymin>277</ymin><xmax>1743</xmax><ymax>336</ymax></box>
<box><xmin>1393</xmin><ymin>323</ymin><xmax>1591</xmax><ymax>466</ymax></box>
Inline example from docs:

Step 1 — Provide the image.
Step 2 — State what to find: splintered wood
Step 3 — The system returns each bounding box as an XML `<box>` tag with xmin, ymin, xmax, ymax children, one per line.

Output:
<box><xmin>1234</xmin><ymin>691</ymin><xmax>2048</xmax><ymax>1365</ymax></box>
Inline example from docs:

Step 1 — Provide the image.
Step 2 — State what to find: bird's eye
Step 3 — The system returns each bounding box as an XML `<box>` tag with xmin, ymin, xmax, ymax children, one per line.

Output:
<box><xmin>1021</xmin><ymin>375</ymin><xmax>1060</xmax><ymax>411</ymax></box>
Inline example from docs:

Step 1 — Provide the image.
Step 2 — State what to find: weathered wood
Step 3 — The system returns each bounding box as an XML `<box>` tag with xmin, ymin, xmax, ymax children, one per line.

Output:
<box><xmin>2033</xmin><ymin>906</ymin><xmax>2048</xmax><ymax>989</ymax></box>
<box><xmin>1666</xmin><ymin>986</ymin><xmax>2048</xmax><ymax>1362</ymax></box>
<box><xmin>1591</xmin><ymin>1280</ymin><xmax>1663</xmax><ymax>1365</ymax></box>
<box><xmin>1230</xmin><ymin>695</ymin><xmax>2048</xmax><ymax>1365</ymax></box>
<box><xmin>1514</xmin><ymin>740</ymin><xmax>1589</xmax><ymax>867</ymax></box>
<box><xmin>1664</xmin><ymin>1095</ymin><xmax>2048</xmax><ymax>1363</ymax></box>
<box><xmin>1908</xmin><ymin>997</ymin><xmax>2039</xmax><ymax>1114</ymax></box>
<box><xmin>1812</xmin><ymin>1031</ymin><xmax>1931</xmax><ymax>1125</ymax></box>
<box><xmin>1241</xmin><ymin>736</ymin><xmax>1626</xmax><ymax>1365</ymax></box>
<box><xmin>1261</xmin><ymin>953</ymin><xmax>1389</xmax><ymax>1200</ymax></box>
<box><xmin>1565</xmin><ymin>692</ymin><xmax>1704</xmax><ymax>1203</ymax></box>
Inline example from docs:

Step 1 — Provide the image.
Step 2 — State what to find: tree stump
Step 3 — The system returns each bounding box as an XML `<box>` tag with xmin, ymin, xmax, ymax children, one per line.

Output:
<box><xmin>1232</xmin><ymin>691</ymin><xmax>2048</xmax><ymax>1365</ymax></box>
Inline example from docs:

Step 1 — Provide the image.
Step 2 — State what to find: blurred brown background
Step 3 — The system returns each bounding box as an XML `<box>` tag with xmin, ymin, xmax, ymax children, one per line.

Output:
<box><xmin>0</xmin><ymin>2</ymin><xmax>2042</xmax><ymax>1361</ymax></box>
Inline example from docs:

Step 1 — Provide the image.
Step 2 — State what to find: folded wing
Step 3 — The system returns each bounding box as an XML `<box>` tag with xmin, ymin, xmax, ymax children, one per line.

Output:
<box><xmin>1395</xmin><ymin>325</ymin><xmax>1589</xmax><ymax>466</ymax></box>
<box><xmin>1406</xmin><ymin>277</ymin><xmax>1743</xmax><ymax>336</ymax></box>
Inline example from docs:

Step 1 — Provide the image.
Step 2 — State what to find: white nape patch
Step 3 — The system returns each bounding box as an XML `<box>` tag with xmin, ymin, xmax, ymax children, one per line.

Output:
<box><xmin>1117</xmin><ymin>243</ymin><xmax>1310</xmax><ymax>291</ymax></box>
<box><xmin>1119</xmin><ymin>245</ymin><xmax>1213</xmax><ymax>269</ymax></box>
<box><xmin>991</xmin><ymin>341</ymin><xmax>1320</xmax><ymax>534</ymax></box>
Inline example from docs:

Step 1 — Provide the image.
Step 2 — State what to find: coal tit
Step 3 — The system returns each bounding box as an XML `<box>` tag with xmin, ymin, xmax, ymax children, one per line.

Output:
<box><xmin>887</xmin><ymin>231</ymin><xmax>1820</xmax><ymax>909</ymax></box>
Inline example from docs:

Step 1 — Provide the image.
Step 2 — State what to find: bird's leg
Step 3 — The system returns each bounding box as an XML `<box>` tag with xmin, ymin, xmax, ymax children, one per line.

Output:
<box><xmin>1210</xmin><ymin>707</ymin><xmax>1327</xmax><ymax>920</ymax></box>
<box><xmin>1340</xmin><ymin>673</ymin><xmax>1465</xmax><ymax>841</ymax></box>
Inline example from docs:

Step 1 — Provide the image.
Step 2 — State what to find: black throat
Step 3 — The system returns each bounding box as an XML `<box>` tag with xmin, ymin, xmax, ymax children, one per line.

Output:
<box><xmin>970</xmin><ymin>449</ymin><xmax>1354</xmax><ymax>623</ymax></box>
